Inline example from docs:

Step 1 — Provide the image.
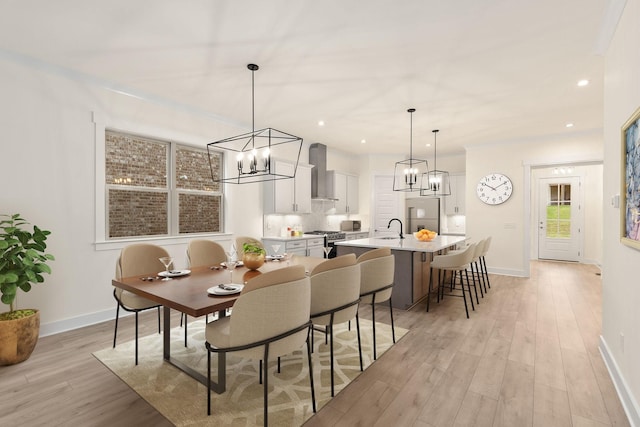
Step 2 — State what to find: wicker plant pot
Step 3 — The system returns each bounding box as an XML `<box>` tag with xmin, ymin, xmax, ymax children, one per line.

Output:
<box><xmin>0</xmin><ymin>309</ymin><xmax>40</xmax><ymax>366</ymax></box>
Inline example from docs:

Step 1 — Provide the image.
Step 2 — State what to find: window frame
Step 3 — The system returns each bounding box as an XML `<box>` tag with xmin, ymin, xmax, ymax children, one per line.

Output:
<box><xmin>93</xmin><ymin>113</ymin><xmax>229</xmax><ymax>251</ymax></box>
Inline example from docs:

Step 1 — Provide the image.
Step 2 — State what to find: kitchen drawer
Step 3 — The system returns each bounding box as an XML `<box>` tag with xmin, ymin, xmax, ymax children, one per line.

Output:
<box><xmin>285</xmin><ymin>240</ymin><xmax>307</xmax><ymax>251</ymax></box>
<box><xmin>306</xmin><ymin>237</ymin><xmax>325</xmax><ymax>247</ymax></box>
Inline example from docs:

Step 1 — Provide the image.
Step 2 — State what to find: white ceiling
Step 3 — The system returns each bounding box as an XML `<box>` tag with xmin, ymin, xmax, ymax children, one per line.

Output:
<box><xmin>0</xmin><ymin>0</ymin><xmax>612</xmax><ymax>156</ymax></box>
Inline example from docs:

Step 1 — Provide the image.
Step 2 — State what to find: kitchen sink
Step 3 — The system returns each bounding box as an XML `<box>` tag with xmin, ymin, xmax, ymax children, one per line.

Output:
<box><xmin>377</xmin><ymin>236</ymin><xmax>400</xmax><ymax>240</ymax></box>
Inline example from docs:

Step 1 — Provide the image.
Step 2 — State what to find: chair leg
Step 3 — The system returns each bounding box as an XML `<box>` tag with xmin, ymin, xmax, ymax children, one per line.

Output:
<box><xmin>259</xmin><ymin>360</ymin><xmax>262</xmax><ymax>384</ymax></box>
<box><xmin>184</xmin><ymin>317</ymin><xmax>188</xmax><ymax>348</ymax></box>
<box><xmin>389</xmin><ymin>298</ymin><xmax>396</xmax><ymax>343</ymax></box>
<box><xmin>481</xmin><ymin>256</ymin><xmax>491</xmax><ymax>289</ymax></box>
<box><xmin>355</xmin><ymin>312</ymin><xmax>363</xmax><ymax>371</ymax></box>
<box><xmin>470</xmin><ymin>265</ymin><xmax>480</xmax><ymax>305</ymax></box>
<box><xmin>306</xmin><ymin>332</ymin><xmax>317</xmax><ymax>413</ymax></box>
<box><xmin>278</xmin><ymin>357</ymin><xmax>281</xmax><ymax>373</ymax></box>
<box><xmin>427</xmin><ymin>268</ymin><xmax>433</xmax><ymax>312</ymax></box>
<box><xmin>465</xmin><ymin>269</ymin><xmax>475</xmax><ymax>311</ymax></box>
<box><xmin>157</xmin><ymin>306</ymin><xmax>161</xmax><ymax>333</ymax></box>
<box><xmin>472</xmin><ymin>261</ymin><xmax>484</xmax><ymax>298</ymax></box>
<box><xmin>207</xmin><ymin>349</ymin><xmax>211</xmax><ymax>415</ymax></box>
<box><xmin>460</xmin><ymin>270</ymin><xmax>470</xmax><ymax>319</ymax></box>
<box><xmin>371</xmin><ymin>300</ymin><xmax>377</xmax><ymax>360</ymax></box>
<box><xmin>329</xmin><ymin>316</ymin><xmax>335</xmax><ymax>397</ymax></box>
<box><xmin>135</xmin><ymin>311</ymin><xmax>139</xmax><ymax>365</ymax></box>
<box><xmin>263</xmin><ymin>344</ymin><xmax>270</xmax><ymax>427</ymax></box>
<box><xmin>113</xmin><ymin>304</ymin><xmax>120</xmax><ymax>348</ymax></box>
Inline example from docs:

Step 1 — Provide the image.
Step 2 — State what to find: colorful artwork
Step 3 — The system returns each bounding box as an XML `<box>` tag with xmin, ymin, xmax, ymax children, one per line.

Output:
<box><xmin>622</xmin><ymin>107</ymin><xmax>640</xmax><ymax>250</ymax></box>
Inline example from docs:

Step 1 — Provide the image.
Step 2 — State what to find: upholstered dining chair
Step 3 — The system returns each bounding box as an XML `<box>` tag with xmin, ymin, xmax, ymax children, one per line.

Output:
<box><xmin>181</xmin><ymin>239</ymin><xmax>228</xmax><ymax>345</ymax></box>
<box><xmin>113</xmin><ymin>243</ymin><xmax>167</xmax><ymax>365</ymax></box>
<box><xmin>309</xmin><ymin>253</ymin><xmax>362</xmax><ymax>397</ymax></box>
<box><xmin>427</xmin><ymin>243</ymin><xmax>477</xmax><ymax>319</ymax></box>
<box><xmin>187</xmin><ymin>239</ymin><xmax>227</xmax><ymax>267</ymax></box>
<box><xmin>205</xmin><ymin>265</ymin><xmax>315</xmax><ymax>426</ymax></box>
<box><xmin>235</xmin><ymin>236</ymin><xmax>264</xmax><ymax>255</ymax></box>
<box><xmin>356</xmin><ymin>247</ymin><xmax>396</xmax><ymax>360</ymax></box>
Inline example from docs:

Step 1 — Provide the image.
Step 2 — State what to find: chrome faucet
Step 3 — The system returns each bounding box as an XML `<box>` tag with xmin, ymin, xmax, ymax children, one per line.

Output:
<box><xmin>387</xmin><ymin>218</ymin><xmax>404</xmax><ymax>239</ymax></box>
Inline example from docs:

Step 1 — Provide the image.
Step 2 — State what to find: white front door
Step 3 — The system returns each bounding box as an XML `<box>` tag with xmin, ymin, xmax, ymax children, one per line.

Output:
<box><xmin>372</xmin><ymin>175</ymin><xmax>403</xmax><ymax>235</ymax></box>
<box><xmin>538</xmin><ymin>176</ymin><xmax>582</xmax><ymax>261</ymax></box>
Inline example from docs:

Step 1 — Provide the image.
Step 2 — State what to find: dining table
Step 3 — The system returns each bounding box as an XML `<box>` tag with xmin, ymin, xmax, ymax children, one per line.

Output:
<box><xmin>111</xmin><ymin>255</ymin><xmax>325</xmax><ymax>394</ymax></box>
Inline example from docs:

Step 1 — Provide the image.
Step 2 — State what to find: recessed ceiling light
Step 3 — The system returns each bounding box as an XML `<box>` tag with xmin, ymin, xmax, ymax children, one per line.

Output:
<box><xmin>577</xmin><ymin>79</ymin><xmax>589</xmax><ymax>87</ymax></box>
<box><xmin>425</xmin><ymin>143</ymin><xmax>431</xmax><ymax>147</ymax></box>
<box><xmin>318</xmin><ymin>120</ymin><xmax>325</xmax><ymax>127</ymax></box>
<box><xmin>566</xmin><ymin>123</ymin><xmax>574</xmax><ymax>128</ymax></box>
<box><xmin>361</xmin><ymin>139</ymin><xmax>366</xmax><ymax>144</ymax></box>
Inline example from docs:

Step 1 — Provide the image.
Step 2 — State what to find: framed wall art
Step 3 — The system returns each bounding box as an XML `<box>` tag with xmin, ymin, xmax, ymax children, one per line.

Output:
<box><xmin>621</xmin><ymin>106</ymin><xmax>640</xmax><ymax>250</ymax></box>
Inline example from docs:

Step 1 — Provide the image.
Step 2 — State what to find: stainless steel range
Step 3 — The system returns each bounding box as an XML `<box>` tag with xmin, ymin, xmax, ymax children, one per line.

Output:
<box><xmin>306</xmin><ymin>230</ymin><xmax>346</xmax><ymax>258</ymax></box>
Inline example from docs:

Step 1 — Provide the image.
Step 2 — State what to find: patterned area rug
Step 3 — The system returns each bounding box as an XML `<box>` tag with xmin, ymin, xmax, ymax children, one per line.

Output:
<box><xmin>94</xmin><ymin>317</ymin><xmax>407</xmax><ymax>426</ymax></box>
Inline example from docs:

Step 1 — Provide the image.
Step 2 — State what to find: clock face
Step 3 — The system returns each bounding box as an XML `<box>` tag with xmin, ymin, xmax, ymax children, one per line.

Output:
<box><xmin>477</xmin><ymin>173</ymin><xmax>513</xmax><ymax>205</ymax></box>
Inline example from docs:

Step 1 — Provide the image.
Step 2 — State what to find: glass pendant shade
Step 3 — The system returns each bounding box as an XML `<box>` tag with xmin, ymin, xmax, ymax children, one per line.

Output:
<box><xmin>421</xmin><ymin>129</ymin><xmax>451</xmax><ymax>197</ymax></box>
<box><xmin>393</xmin><ymin>108</ymin><xmax>429</xmax><ymax>192</ymax></box>
<box><xmin>208</xmin><ymin>64</ymin><xmax>302</xmax><ymax>184</ymax></box>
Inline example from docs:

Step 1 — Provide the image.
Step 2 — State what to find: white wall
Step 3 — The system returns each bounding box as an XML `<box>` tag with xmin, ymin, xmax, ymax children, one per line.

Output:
<box><xmin>465</xmin><ymin>135</ymin><xmax>603</xmax><ymax>276</ymax></box>
<box><xmin>601</xmin><ymin>0</ymin><xmax>640</xmax><ymax>423</ymax></box>
<box><xmin>0</xmin><ymin>55</ymin><xmax>260</xmax><ymax>334</ymax></box>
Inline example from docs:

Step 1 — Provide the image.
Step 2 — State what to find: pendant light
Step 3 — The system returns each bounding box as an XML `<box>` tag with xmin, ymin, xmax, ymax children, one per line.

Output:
<box><xmin>393</xmin><ymin>108</ymin><xmax>429</xmax><ymax>192</ymax></box>
<box><xmin>421</xmin><ymin>129</ymin><xmax>451</xmax><ymax>197</ymax></box>
<box><xmin>207</xmin><ymin>64</ymin><xmax>303</xmax><ymax>184</ymax></box>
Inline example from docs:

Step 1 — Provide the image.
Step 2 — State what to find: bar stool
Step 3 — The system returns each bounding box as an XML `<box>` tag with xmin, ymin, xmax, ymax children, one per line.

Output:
<box><xmin>427</xmin><ymin>243</ymin><xmax>477</xmax><ymax>318</ymax></box>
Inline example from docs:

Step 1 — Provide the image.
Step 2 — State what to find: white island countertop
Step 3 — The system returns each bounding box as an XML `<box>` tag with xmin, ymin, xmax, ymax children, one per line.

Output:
<box><xmin>335</xmin><ymin>235</ymin><xmax>466</xmax><ymax>253</ymax></box>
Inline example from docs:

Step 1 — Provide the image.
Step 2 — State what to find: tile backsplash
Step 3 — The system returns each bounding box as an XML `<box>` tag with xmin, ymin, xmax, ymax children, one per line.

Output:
<box><xmin>262</xmin><ymin>200</ymin><xmax>361</xmax><ymax>237</ymax></box>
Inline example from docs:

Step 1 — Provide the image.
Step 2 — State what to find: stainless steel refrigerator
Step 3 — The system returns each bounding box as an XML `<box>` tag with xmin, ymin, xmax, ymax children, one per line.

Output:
<box><xmin>406</xmin><ymin>197</ymin><xmax>440</xmax><ymax>233</ymax></box>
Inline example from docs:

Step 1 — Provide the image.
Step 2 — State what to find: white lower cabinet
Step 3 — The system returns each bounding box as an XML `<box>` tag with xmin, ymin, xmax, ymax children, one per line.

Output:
<box><xmin>306</xmin><ymin>237</ymin><xmax>325</xmax><ymax>257</ymax></box>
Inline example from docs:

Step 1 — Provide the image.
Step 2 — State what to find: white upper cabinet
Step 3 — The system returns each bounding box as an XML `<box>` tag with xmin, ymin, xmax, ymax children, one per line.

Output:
<box><xmin>444</xmin><ymin>174</ymin><xmax>465</xmax><ymax>215</ymax></box>
<box><xmin>263</xmin><ymin>160</ymin><xmax>312</xmax><ymax>214</ymax></box>
<box><xmin>327</xmin><ymin>171</ymin><xmax>359</xmax><ymax>214</ymax></box>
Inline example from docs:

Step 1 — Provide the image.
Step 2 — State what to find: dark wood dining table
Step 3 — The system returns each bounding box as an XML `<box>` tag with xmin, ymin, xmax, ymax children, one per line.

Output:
<box><xmin>111</xmin><ymin>256</ymin><xmax>324</xmax><ymax>393</ymax></box>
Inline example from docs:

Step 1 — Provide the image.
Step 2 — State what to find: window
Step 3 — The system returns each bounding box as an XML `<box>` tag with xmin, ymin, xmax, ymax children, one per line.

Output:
<box><xmin>546</xmin><ymin>183</ymin><xmax>571</xmax><ymax>238</ymax></box>
<box><xmin>105</xmin><ymin>130</ymin><xmax>223</xmax><ymax>239</ymax></box>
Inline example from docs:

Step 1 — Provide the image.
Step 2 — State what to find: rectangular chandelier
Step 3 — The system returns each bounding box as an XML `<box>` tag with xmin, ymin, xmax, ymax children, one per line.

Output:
<box><xmin>207</xmin><ymin>127</ymin><xmax>303</xmax><ymax>184</ymax></box>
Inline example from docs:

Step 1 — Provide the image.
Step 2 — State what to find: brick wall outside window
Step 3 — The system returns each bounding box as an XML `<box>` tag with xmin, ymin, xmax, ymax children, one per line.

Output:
<box><xmin>105</xmin><ymin>130</ymin><xmax>223</xmax><ymax>239</ymax></box>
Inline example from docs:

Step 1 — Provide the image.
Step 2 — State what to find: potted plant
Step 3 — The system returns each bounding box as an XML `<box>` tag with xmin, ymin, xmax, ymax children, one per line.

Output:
<box><xmin>242</xmin><ymin>242</ymin><xmax>266</xmax><ymax>270</ymax></box>
<box><xmin>0</xmin><ymin>214</ymin><xmax>54</xmax><ymax>365</ymax></box>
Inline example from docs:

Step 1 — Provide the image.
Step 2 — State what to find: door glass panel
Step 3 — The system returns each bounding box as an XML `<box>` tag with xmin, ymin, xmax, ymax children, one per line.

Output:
<box><xmin>546</xmin><ymin>184</ymin><xmax>571</xmax><ymax>238</ymax></box>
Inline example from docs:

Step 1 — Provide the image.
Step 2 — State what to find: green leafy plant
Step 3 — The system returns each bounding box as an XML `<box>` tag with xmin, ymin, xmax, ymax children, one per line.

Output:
<box><xmin>242</xmin><ymin>242</ymin><xmax>266</xmax><ymax>255</ymax></box>
<box><xmin>0</xmin><ymin>214</ymin><xmax>54</xmax><ymax>318</ymax></box>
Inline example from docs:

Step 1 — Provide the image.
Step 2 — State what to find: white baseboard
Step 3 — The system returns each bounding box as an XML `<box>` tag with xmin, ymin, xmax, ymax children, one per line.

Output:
<box><xmin>487</xmin><ymin>267</ymin><xmax>527</xmax><ymax>277</ymax></box>
<box><xmin>599</xmin><ymin>335</ymin><xmax>639</xmax><ymax>427</ymax></box>
<box><xmin>39</xmin><ymin>307</ymin><xmax>121</xmax><ymax>337</ymax></box>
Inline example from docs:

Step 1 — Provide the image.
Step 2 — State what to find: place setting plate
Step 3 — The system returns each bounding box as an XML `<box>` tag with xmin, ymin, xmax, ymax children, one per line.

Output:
<box><xmin>207</xmin><ymin>284</ymin><xmax>244</xmax><ymax>296</ymax></box>
<box><xmin>220</xmin><ymin>261</ymin><xmax>244</xmax><ymax>268</ymax></box>
<box><xmin>158</xmin><ymin>269</ymin><xmax>191</xmax><ymax>278</ymax></box>
<box><xmin>266</xmin><ymin>255</ymin><xmax>284</xmax><ymax>261</ymax></box>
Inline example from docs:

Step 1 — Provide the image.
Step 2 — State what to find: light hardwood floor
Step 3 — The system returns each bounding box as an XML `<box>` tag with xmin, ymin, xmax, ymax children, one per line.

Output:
<box><xmin>0</xmin><ymin>261</ymin><xmax>629</xmax><ymax>426</ymax></box>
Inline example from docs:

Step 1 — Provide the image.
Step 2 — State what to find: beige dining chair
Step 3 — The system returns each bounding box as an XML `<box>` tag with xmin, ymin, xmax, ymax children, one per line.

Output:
<box><xmin>181</xmin><ymin>239</ymin><xmax>229</xmax><ymax>345</ymax></box>
<box><xmin>309</xmin><ymin>253</ymin><xmax>362</xmax><ymax>397</ymax></box>
<box><xmin>187</xmin><ymin>239</ymin><xmax>227</xmax><ymax>267</ymax></box>
<box><xmin>356</xmin><ymin>247</ymin><xmax>396</xmax><ymax>360</ymax></box>
<box><xmin>427</xmin><ymin>243</ymin><xmax>477</xmax><ymax>319</ymax></box>
<box><xmin>113</xmin><ymin>243</ymin><xmax>166</xmax><ymax>365</ymax></box>
<box><xmin>205</xmin><ymin>265</ymin><xmax>315</xmax><ymax>425</ymax></box>
<box><xmin>235</xmin><ymin>236</ymin><xmax>264</xmax><ymax>255</ymax></box>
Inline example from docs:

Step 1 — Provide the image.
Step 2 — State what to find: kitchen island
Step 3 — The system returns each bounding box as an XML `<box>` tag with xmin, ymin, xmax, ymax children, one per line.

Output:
<box><xmin>336</xmin><ymin>235</ymin><xmax>466</xmax><ymax>310</ymax></box>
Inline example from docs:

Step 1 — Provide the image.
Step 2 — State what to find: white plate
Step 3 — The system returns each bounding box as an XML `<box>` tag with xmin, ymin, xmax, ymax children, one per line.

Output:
<box><xmin>220</xmin><ymin>261</ymin><xmax>243</xmax><ymax>268</ymax></box>
<box><xmin>207</xmin><ymin>284</ymin><xmax>244</xmax><ymax>295</ymax></box>
<box><xmin>266</xmin><ymin>255</ymin><xmax>284</xmax><ymax>261</ymax></box>
<box><xmin>158</xmin><ymin>269</ymin><xmax>191</xmax><ymax>278</ymax></box>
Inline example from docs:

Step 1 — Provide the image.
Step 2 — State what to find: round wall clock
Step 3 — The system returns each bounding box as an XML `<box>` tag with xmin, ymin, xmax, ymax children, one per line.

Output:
<box><xmin>476</xmin><ymin>173</ymin><xmax>513</xmax><ymax>205</ymax></box>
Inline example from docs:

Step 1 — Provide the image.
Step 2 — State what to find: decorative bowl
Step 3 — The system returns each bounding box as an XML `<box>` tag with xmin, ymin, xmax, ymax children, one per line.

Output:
<box><xmin>413</xmin><ymin>230</ymin><xmax>437</xmax><ymax>242</ymax></box>
<box><xmin>242</xmin><ymin>253</ymin><xmax>265</xmax><ymax>270</ymax></box>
